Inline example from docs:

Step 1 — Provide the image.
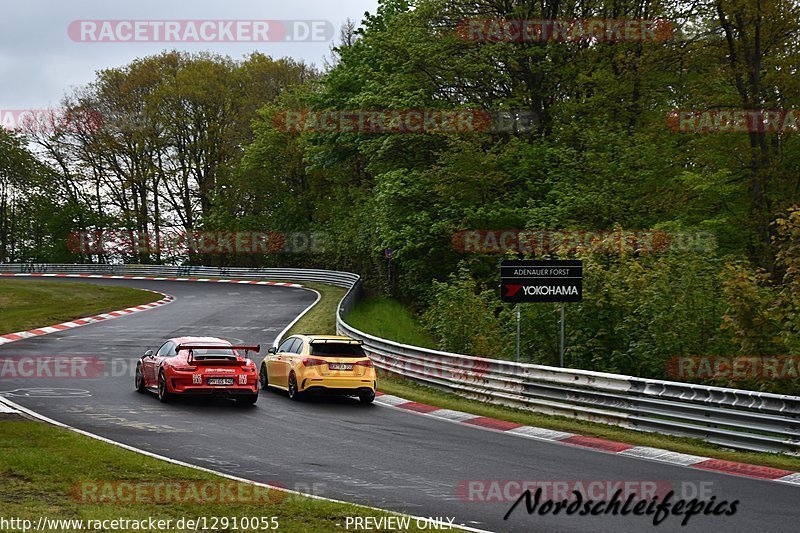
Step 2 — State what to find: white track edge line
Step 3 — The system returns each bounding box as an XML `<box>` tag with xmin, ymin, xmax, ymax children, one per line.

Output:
<box><xmin>0</xmin><ymin>277</ymin><xmax>491</xmax><ymax>531</ymax></box>
<box><xmin>373</xmin><ymin>397</ymin><xmax>800</xmax><ymax>487</ymax></box>
<box><xmin>271</xmin><ymin>287</ymin><xmax>322</xmax><ymax>348</ymax></box>
<box><xmin>0</xmin><ymin>382</ymin><xmax>488</xmax><ymax>532</ymax></box>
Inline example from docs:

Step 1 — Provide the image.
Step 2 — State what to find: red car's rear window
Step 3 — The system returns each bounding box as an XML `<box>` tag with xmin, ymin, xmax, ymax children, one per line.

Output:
<box><xmin>186</xmin><ymin>348</ymin><xmax>237</xmax><ymax>358</ymax></box>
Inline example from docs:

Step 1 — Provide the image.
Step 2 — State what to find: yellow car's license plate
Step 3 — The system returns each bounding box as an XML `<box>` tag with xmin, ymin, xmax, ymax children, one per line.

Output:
<box><xmin>328</xmin><ymin>363</ymin><xmax>354</xmax><ymax>371</ymax></box>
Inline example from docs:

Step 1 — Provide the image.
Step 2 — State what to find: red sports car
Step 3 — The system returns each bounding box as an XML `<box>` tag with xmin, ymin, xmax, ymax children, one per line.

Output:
<box><xmin>135</xmin><ymin>336</ymin><xmax>260</xmax><ymax>404</ymax></box>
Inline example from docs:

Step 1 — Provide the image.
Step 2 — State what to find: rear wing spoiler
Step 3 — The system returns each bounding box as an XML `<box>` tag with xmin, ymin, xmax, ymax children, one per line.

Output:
<box><xmin>177</xmin><ymin>345</ymin><xmax>261</xmax><ymax>352</ymax></box>
<box><xmin>177</xmin><ymin>344</ymin><xmax>260</xmax><ymax>364</ymax></box>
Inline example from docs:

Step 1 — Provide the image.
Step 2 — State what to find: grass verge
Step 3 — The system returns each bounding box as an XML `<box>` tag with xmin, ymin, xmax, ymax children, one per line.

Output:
<box><xmin>0</xmin><ymin>279</ymin><xmax>159</xmax><ymax>334</ymax></box>
<box><xmin>345</xmin><ymin>297</ymin><xmax>437</xmax><ymax>349</ymax></box>
<box><xmin>285</xmin><ymin>283</ymin><xmax>346</xmax><ymax>338</ymax></box>
<box><xmin>0</xmin><ymin>420</ymin><xmax>454</xmax><ymax>532</ymax></box>
<box><xmin>293</xmin><ymin>282</ymin><xmax>800</xmax><ymax>472</ymax></box>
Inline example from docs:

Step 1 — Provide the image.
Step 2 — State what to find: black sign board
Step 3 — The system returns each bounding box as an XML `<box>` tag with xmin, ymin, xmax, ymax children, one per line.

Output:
<box><xmin>500</xmin><ymin>260</ymin><xmax>583</xmax><ymax>303</ymax></box>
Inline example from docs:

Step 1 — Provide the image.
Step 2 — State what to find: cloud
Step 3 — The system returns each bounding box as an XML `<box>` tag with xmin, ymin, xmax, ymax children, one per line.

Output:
<box><xmin>0</xmin><ymin>0</ymin><xmax>377</xmax><ymax>108</ymax></box>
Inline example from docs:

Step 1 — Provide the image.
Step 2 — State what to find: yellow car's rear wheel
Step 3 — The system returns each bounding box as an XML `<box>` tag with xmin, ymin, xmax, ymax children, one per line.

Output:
<box><xmin>288</xmin><ymin>372</ymin><xmax>303</xmax><ymax>401</ymax></box>
<box><xmin>259</xmin><ymin>363</ymin><xmax>269</xmax><ymax>390</ymax></box>
<box><xmin>359</xmin><ymin>389</ymin><xmax>375</xmax><ymax>404</ymax></box>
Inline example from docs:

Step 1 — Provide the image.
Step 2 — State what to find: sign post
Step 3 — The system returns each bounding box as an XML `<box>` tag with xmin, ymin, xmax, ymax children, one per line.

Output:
<box><xmin>516</xmin><ymin>304</ymin><xmax>521</xmax><ymax>362</ymax></box>
<box><xmin>560</xmin><ymin>302</ymin><xmax>565</xmax><ymax>367</ymax></box>
<box><xmin>500</xmin><ymin>260</ymin><xmax>583</xmax><ymax>366</ymax></box>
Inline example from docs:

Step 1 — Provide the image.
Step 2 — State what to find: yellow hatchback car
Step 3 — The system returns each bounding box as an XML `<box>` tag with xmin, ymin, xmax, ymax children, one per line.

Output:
<box><xmin>259</xmin><ymin>335</ymin><xmax>377</xmax><ymax>403</ymax></box>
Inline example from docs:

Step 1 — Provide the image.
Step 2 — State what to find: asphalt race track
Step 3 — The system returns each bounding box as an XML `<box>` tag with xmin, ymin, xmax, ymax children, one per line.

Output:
<box><xmin>1</xmin><ymin>278</ymin><xmax>798</xmax><ymax>532</ymax></box>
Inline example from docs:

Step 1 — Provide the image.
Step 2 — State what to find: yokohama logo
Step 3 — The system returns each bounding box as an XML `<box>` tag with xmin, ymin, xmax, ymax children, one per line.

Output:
<box><xmin>522</xmin><ymin>286</ymin><xmax>578</xmax><ymax>296</ymax></box>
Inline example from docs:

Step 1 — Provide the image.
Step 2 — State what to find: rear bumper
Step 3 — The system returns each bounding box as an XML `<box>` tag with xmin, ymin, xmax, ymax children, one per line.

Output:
<box><xmin>299</xmin><ymin>376</ymin><xmax>376</xmax><ymax>395</ymax></box>
<box><xmin>168</xmin><ymin>371</ymin><xmax>258</xmax><ymax>395</ymax></box>
<box><xmin>172</xmin><ymin>387</ymin><xmax>258</xmax><ymax>397</ymax></box>
<box><xmin>302</xmin><ymin>385</ymin><xmax>376</xmax><ymax>397</ymax></box>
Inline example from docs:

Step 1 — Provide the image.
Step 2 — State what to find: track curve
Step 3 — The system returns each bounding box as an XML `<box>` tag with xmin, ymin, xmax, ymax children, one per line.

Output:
<box><xmin>0</xmin><ymin>277</ymin><xmax>798</xmax><ymax>532</ymax></box>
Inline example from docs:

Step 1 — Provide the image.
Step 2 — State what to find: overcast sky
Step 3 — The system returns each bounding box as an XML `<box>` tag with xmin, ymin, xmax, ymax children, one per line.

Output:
<box><xmin>1</xmin><ymin>0</ymin><xmax>379</xmax><ymax>109</ymax></box>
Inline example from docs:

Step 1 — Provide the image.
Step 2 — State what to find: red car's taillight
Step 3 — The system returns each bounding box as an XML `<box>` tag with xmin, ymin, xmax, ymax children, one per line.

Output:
<box><xmin>301</xmin><ymin>358</ymin><xmax>327</xmax><ymax>367</ymax></box>
<box><xmin>173</xmin><ymin>366</ymin><xmax>197</xmax><ymax>372</ymax></box>
<box><xmin>355</xmin><ymin>359</ymin><xmax>373</xmax><ymax>368</ymax></box>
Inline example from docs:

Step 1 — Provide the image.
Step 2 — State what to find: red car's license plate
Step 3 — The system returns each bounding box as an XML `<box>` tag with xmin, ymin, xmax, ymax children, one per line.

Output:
<box><xmin>328</xmin><ymin>363</ymin><xmax>354</xmax><ymax>371</ymax></box>
<box><xmin>207</xmin><ymin>378</ymin><xmax>235</xmax><ymax>386</ymax></box>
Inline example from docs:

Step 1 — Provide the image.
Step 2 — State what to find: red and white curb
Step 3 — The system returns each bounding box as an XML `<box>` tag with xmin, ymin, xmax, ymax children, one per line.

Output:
<box><xmin>0</xmin><ymin>273</ymin><xmax>301</xmax><ymax>347</ymax></box>
<box><xmin>0</xmin><ymin>287</ymin><xmax>171</xmax><ymax>414</ymax></box>
<box><xmin>374</xmin><ymin>392</ymin><xmax>800</xmax><ymax>487</ymax></box>
<box><xmin>0</xmin><ymin>274</ymin><xmax>302</xmax><ymax>414</ymax></box>
<box><xmin>1</xmin><ymin>272</ymin><xmax>302</xmax><ymax>288</ymax></box>
<box><xmin>0</xmin><ymin>289</ymin><xmax>174</xmax><ymax>347</ymax></box>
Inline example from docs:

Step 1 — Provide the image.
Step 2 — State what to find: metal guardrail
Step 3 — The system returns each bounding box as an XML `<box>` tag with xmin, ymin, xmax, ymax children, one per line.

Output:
<box><xmin>0</xmin><ymin>262</ymin><xmax>359</xmax><ymax>288</ymax></box>
<box><xmin>3</xmin><ymin>263</ymin><xmax>800</xmax><ymax>454</ymax></box>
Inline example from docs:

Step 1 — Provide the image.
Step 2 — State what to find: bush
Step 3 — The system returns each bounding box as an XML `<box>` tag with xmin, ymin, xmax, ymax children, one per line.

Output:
<box><xmin>423</xmin><ymin>234</ymin><xmax>730</xmax><ymax>378</ymax></box>
<box><xmin>423</xmin><ymin>265</ymin><xmax>513</xmax><ymax>357</ymax></box>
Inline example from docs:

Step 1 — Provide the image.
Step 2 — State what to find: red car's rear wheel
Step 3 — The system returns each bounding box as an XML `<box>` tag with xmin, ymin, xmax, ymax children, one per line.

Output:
<box><xmin>237</xmin><ymin>394</ymin><xmax>258</xmax><ymax>405</ymax></box>
<box><xmin>135</xmin><ymin>363</ymin><xmax>146</xmax><ymax>393</ymax></box>
<box><xmin>157</xmin><ymin>371</ymin><xmax>172</xmax><ymax>403</ymax></box>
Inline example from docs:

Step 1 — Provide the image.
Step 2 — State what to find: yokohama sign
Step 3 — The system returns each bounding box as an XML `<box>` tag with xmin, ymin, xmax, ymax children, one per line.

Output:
<box><xmin>500</xmin><ymin>260</ymin><xmax>583</xmax><ymax>303</ymax></box>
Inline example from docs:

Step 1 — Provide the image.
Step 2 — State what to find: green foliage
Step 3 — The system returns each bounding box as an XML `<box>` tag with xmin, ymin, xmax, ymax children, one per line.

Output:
<box><xmin>0</xmin><ymin>129</ymin><xmax>87</xmax><ymax>263</ymax></box>
<box><xmin>773</xmin><ymin>208</ymin><xmax>800</xmax><ymax>353</ymax></box>
<box><xmin>6</xmin><ymin>0</ymin><xmax>799</xmax><ymax>393</ymax></box>
<box><xmin>723</xmin><ymin>206</ymin><xmax>800</xmax><ymax>356</ymax></box>
<box><xmin>347</xmin><ymin>296</ymin><xmax>438</xmax><ymax>349</ymax></box>
<box><xmin>422</xmin><ymin>245</ymin><xmax>729</xmax><ymax>379</ymax></box>
<box><xmin>423</xmin><ymin>265</ymin><xmax>511</xmax><ymax>357</ymax></box>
